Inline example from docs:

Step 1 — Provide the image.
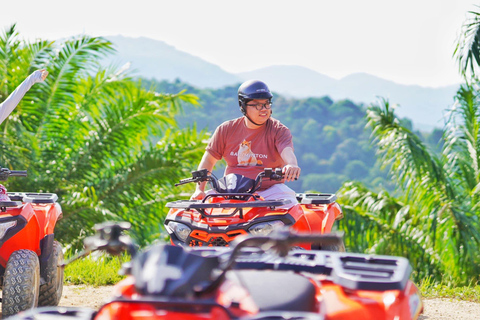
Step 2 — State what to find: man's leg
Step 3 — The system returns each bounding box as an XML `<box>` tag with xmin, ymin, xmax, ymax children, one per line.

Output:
<box><xmin>258</xmin><ymin>184</ymin><xmax>298</xmax><ymax>209</ymax></box>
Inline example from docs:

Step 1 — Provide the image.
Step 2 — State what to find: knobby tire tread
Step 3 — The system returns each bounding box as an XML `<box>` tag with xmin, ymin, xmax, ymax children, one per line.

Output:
<box><xmin>2</xmin><ymin>250</ymin><xmax>40</xmax><ymax>318</ymax></box>
<box><xmin>38</xmin><ymin>241</ymin><xmax>64</xmax><ymax>306</ymax></box>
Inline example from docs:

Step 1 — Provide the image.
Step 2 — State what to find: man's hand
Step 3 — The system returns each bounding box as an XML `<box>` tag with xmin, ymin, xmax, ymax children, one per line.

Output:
<box><xmin>40</xmin><ymin>69</ymin><xmax>49</xmax><ymax>81</ymax></box>
<box><xmin>282</xmin><ymin>164</ymin><xmax>301</xmax><ymax>182</ymax></box>
<box><xmin>190</xmin><ymin>189</ymin><xmax>206</xmax><ymax>200</ymax></box>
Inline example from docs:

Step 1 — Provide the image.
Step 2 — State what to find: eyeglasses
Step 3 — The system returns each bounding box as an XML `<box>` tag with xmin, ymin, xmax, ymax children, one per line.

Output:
<box><xmin>246</xmin><ymin>102</ymin><xmax>272</xmax><ymax>110</ymax></box>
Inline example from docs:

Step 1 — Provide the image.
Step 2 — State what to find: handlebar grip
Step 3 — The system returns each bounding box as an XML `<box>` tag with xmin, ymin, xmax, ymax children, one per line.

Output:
<box><xmin>270</xmin><ymin>173</ymin><xmax>283</xmax><ymax>181</ymax></box>
<box><xmin>175</xmin><ymin>177</ymin><xmax>198</xmax><ymax>187</ymax></box>
<box><xmin>175</xmin><ymin>180</ymin><xmax>191</xmax><ymax>187</ymax></box>
<box><xmin>9</xmin><ymin>170</ymin><xmax>27</xmax><ymax>177</ymax></box>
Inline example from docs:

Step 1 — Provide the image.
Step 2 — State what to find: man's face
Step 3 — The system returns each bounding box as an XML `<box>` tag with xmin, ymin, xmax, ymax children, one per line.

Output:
<box><xmin>245</xmin><ymin>99</ymin><xmax>272</xmax><ymax>124</ymax></box>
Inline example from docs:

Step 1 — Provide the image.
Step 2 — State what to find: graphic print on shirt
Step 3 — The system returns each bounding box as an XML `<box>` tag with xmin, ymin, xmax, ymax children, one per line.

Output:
<box><xmin>237</xmin><ymin>140</ymin><xmax>263</xmax><ymax>166</ymax></box>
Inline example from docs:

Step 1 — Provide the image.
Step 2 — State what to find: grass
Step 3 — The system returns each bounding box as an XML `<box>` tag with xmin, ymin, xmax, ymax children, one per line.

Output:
<box><xmin>420</xmin><ymin>277</ymin><xmax>480</xmax><ymax>302</ymax></box>
<box><xmin>63</xmin><ymin>251</ymin><xmax>128</xmax><ymax>286</ymax></box>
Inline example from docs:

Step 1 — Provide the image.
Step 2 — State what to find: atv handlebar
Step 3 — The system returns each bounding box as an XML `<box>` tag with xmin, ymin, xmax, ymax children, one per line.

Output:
<box><xmin>174</xmin><ymin>169</ymin><xmax>209</xmax><ymax>186</ymax></box>
<box><xmin>61</xmin><ymin>221</ymin><xmax>137</xmax><ymax>268</ymax></box>
<box><xmin>0</xmin><ymin>168</ymin><xmax>27</xmax><ymax>181</ymax></box>
<box><xmin>174</xmin><ymin>168</ymin><xmax>286</xmax><ymax>193</ymax></box>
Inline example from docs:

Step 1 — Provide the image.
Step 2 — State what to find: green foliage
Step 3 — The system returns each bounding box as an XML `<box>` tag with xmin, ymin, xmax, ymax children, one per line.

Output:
<box><xmin>64</xmin><ymin>252</ymin><xmax>126</xmax><ymax>286</ymax></box>
<box><xmin>454</xmin><ymin>8</ymin><xmax>480</xmax><ymax>79</ymax></box>
<box><xmin>0</xmin><ymin>25</ymin><xmax>207</xmax><ymax>247</ymax></box>
<box><xmin>338</xmin><ymin>93</ymin><xmax>480</xmax><ymax>284</ymax></box>
<box><xmin>146</xmin><ymin>79</ymin><xmax>395</xmax><ymax>193</ymax></box>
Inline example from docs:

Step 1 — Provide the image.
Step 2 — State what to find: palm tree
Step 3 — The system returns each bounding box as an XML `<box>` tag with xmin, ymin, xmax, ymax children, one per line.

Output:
<box><xmin>454</xmin><ymin>6</ymin><xmax>480</xmax><ymax>80</ymax></box>
<box><xmin>337</xmin><ymin>5</ymin><xmax>480</xmax><ymax>285</ymax></box>
<box><xmin>338</xmin><ymin>97</ymin><xmax>480</xmax><ymax>283</ymax></box>
<box><xmin>0</xmin><ymin>25</ymin><xmax>208</xmax><ymax>246</ymax></box>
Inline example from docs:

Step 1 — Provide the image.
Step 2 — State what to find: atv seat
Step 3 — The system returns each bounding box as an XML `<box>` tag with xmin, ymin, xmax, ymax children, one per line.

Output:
<box><xmin>228</xmin><ymin>270</ymin><xmax>316</xmax><ymax>312</ymax></box>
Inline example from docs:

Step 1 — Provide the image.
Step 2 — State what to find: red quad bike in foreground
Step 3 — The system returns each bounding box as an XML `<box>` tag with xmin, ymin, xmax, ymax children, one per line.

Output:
<box><xmin>10</xmin><ymin>222</ymin><xmax>423</xmax><ymax>320</ymax></box>
<box><xmin>164</xmin><ymin>168</ymin><xmax>344</xmax><ymax>250</ymax></box>
<box><xmin>0</xmin><ymin>167</ymin><xmax>64</xmax><ymax>318</ymax></box>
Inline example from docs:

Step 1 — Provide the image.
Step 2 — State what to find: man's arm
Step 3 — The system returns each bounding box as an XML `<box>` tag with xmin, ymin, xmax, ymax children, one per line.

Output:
<box><xmin>190</xmin><ymin>151</ymin><xmax>218</xmax><ymax>199</ymax></box>
<box><xmin>0</xmin><ymin>69</ymin><xmax>48</xmax><ymax>124</ymax></box>
<box><xmin>280</xmin><ymin>147</ymin><xmax>301</xmax><ymax>182</ymax></box>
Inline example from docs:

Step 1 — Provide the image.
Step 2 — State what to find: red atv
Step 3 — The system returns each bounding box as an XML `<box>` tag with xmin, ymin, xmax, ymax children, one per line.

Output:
<box><xmin>0</xmin><ymin>167</ymin><xmax>64</xmax><ymax>318</ymax></box>
<box><xmin>164</xmin><ymin>168</ymin><xmax>344</xmax><ymax>250</ymax></box>
<box><xmin>9</xmin><ymin>222</ymin><xmax>423</xmax><ymax>320</ymax></box>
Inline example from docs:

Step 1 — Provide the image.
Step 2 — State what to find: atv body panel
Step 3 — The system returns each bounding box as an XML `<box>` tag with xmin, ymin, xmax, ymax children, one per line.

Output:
<box><xmin>165</xmin><ymin>193</ymin><xmax>343</xmax><ymax>249</ymax></box>
<box><xmin>0</xmin><ymin>192</ymin><xmax>64</xmax><ymax>315</ymax></box>
<box><xmin>0</xmin><ymin>193</ymin><xmax>62</xmax><ymax>268</ymax></box>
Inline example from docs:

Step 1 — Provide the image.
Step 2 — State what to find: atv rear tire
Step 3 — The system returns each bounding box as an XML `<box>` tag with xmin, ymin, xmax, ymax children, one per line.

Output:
<box><xmin>38</xmin><ymin>240</ymin><xmax>64</xmax><ymax>306</ymax></box>
<box><xmin>2</xmin><ymin>250</ymin><xmax>40</xmax><ymax>318</ymax></box>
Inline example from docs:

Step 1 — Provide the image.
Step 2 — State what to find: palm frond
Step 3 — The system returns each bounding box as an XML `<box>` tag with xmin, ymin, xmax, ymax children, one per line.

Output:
<box><xmin>454</xmin><ymin>8</ymin><xmax>480</xmax><ymax>79</ymax></box>
<box><xmin>367</xmin><ymin>99</ymin><xmax>453</xmax><ymax>199</ymax></box>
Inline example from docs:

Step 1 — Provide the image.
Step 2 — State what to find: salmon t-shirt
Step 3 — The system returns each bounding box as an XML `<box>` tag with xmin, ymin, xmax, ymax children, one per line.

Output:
<box><xmin>206</xmin><ymin>117</ymin><xmax>294</xmax><ymax>190</ymax></box>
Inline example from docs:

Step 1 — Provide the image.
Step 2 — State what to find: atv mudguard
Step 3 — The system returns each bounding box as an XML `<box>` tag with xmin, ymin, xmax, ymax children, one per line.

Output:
<box><xmin>0</xmin><ymin>193</ymin><xmax>62</xmax><ymax>268</ymax></box>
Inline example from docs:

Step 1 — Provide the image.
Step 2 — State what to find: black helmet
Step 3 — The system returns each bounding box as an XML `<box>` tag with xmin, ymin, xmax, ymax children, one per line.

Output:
<box><xmin>238</xmin><ymin>80</ymin><xmax>273</xmax><ymax>108</ymax></box>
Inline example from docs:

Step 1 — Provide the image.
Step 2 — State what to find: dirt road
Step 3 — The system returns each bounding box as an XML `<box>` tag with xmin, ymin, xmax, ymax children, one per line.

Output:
<box><xmin>56</xmin><ymin>285</ymin><xmax>479</xmax><ymax>319</ymax></box>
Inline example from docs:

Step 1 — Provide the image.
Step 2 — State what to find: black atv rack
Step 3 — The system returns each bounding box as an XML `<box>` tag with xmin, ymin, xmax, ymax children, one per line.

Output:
<box><xmin>296</xmin><ymin>193</ymin><xmax>337</xmax><ymax>205</ymax></box>
<box><xmin>8</xmin><ymin>192</ymin><xmax>58</xmax><ymax>204</ymax></box>
<box><xmin>193</xmin><ymin>248</ymin><xmax>412</xmax><ymax>292</ymax></box>
<box><xmin>0</xmin><ymin>201</ymin><xmax>19</xmax><ymax>212</ymax></box>
<box><xmin>166</xmin><ymin>195</ymin><xmax>291</xmax><ymax>219</ymax></box>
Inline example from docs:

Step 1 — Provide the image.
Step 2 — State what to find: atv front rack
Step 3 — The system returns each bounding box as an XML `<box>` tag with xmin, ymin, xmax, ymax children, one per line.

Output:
<box><xmin>166</xmin><ymin>194</ymin><xmax>291</xmax><ymax>219</ymax></box>
<box><xmin>8</xmin><ymin>192</ymin><xmax>58</xmax><ymax>204</ymax></box>
<box><xmin>0</xmin><ymin>201</ymin><xmax>19</xmax><ymax>212</ymax></box>
<box><xmin>1</xmin><ymin>193</ymin><xmax>58</xmax><ymax>212</ymax></box>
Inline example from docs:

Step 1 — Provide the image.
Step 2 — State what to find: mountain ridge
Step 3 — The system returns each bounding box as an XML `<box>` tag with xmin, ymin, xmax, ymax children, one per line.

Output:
<box><xmin>104</xmin><ymin>35</ymin><xmax>461</xmax><ymax>129</ymax></box>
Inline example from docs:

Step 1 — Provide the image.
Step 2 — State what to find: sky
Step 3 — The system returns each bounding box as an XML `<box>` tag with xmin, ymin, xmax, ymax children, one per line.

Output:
<box><xmin>1</xmin><ymin>0</ymin><xmax>478</xmax><ymax>88</ymax></box>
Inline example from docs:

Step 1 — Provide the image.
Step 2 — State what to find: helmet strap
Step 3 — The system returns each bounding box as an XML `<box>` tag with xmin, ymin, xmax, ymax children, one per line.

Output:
<box><xmin>240</xmin><ymin>99</ymin><xmax>271</xmax><ymax>126</ymax></box>
<box><xmin>244</xmin><ymin>114</ymin><xmax>264</xmax><ymax>126</ymax></box>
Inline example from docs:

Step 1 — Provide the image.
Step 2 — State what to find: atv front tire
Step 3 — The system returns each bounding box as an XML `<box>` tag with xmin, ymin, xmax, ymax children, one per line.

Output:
<box><xmin>38</xmin><ymin>240</ymin><xmax>64</xmax><ymax>306</ymax></box>
<box><xmin>2</xmin><ymin>250</ymin><xmax>40</xmax><ymax>318</ymax></box>
<box><xmin>321</xmin><ymin>241</ymin><xmax>346</xmax><ymax>252</ymax></box>
<box><xmin>312</xmin><ymin>240</ymin><xmax>346</xmax><ymax>252</ymax></box>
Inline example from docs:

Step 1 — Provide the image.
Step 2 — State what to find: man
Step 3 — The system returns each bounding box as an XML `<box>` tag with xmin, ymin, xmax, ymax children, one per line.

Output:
<box><xmin>191</xmin><ymin>80</ymin><xmax>301</xmax><ymax>207</ymax></box>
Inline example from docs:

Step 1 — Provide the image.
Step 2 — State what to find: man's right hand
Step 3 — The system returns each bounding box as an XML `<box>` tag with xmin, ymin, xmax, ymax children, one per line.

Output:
<box><xmin>190</xmin><ymin>189</ymin><xmax>206</xmax><ymax>200</ymax></box>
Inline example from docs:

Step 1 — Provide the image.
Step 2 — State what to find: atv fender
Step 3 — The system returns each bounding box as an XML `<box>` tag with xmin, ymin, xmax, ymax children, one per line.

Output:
<box><xmin>39</xmin><ymin>234</ymin><xmax>55</xmax><ymax>282</ymax></box>
<box><xmin>32</xmin><ymin>202</ymin><xmax>63</xmax><ymax>237</ymax></box>
<box><xmin>302</xmin><ymin>202</ymin><xmax>343</xmax><ymax>234</ymax></box>
<box><xmin>0</xmin><ymin>204</ymin><xmax>41</xmax><ymax>267</ymax></box>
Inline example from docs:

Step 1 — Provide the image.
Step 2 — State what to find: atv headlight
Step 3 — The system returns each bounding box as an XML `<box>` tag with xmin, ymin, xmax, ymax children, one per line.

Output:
<box><xmin>167</xmin><ymin>221</ymin><xmax>191</xmax><ymax>242</ymax></box>
<box><xmin>248</xmin><ymin>220</ymin><xmax>285</xmax><ymax>236</ymax></box>
<box><xmin>0</xmin><ymin>221</ymin><xmax>16</xmax><ymax>239</ymax></box>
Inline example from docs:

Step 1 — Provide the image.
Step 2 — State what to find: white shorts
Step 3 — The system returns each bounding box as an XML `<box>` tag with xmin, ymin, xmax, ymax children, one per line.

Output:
<box><xmin>205</xmin><ymin>183</ymin><xmax>298</xmax><ymax>209</ymax></box>
<box><xmin>258</xmin><ymin>183</ymin><xmax>298</xmax><ymax>209</ymax></box>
